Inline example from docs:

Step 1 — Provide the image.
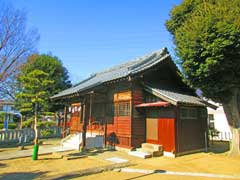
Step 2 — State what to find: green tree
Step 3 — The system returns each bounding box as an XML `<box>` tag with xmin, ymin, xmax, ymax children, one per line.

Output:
<box><xmin>18</xmin><ymin>54</ymin><xmax>71</xmax><ymax>113</ymax></box>
<box><xmin>16</xmin><ymin>69</ymin><xmax>53</xmax><ymax>159</ymax></box>
<box><xmin>166</xmin><ymin>0</ymin><xmax>240</xmax><ymax>156</ymax></box>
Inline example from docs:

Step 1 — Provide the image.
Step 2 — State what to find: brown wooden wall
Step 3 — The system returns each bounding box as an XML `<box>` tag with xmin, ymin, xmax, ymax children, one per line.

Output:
<box><xmin>90</xmin><ymin>81</ymin><xmax>134</xmax><ymax>148</ymax></box>
<box><xmin>176</xmin><ymin>106</ymin><xmax>208</xmax><ymax>154</ymax></box>
<box><xmin>131</xmin><ymin>82</ymin><xmax>146</xmax><ymax>148</ymax></box>
<box><xmin>69</xmin><ymin>103</ymin><xmax>82</xmax><ymax>134</ymax></box>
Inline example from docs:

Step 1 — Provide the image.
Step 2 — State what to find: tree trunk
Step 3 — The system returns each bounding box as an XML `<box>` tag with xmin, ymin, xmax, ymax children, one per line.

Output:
<box><xmin>34</xmin><ymin>102</ymin><xmax>38</xmax><ymax>145</ymax></box>
<box><xmin>223</xmin><ymin>88</ymin><xmax>240</xmax><ymax>157</ymax></box>
<box><xmin>32</xmin><ymin>101</ymin><xmax>39</xmax><ymax>160</ymax></box>
<box><xmin>230</xmin><ymin>127</ymin><xmax>240</xmax><ymax>156</ymax></box>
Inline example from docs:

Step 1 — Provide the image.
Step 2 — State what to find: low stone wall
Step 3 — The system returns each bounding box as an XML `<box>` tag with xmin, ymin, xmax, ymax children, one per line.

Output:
<box><xmin>0</xmin><ymin>126</ymin><xmax>61</xmax><ymax>144</ymax></box>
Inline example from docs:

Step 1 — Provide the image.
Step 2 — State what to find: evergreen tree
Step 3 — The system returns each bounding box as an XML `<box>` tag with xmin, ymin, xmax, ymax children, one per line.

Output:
<box><xmin>16</xmin><ymin>69</ymin><xmax>53</xmax><ymax>160</ymax></box>
<box><xmin>166</xmin><ymin>0</ymin><xmax>240</xmax><ymax>156</ymax></box>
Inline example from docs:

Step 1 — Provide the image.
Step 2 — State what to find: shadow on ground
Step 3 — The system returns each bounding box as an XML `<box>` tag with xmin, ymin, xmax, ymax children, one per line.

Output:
<box><xmin>68</xmin><ymin>148</ymin><xmax>116</xmax><ymax>157</ymax></box>
<box><xmin>0</xmin><ymin>163</ymin><xmax>6</xmax><ymax>168</ymax></box>
<box><xmin>126</xmin><ymin>170</ymin><xmax>166</xmax><ymax>180</ymax></box>
<box><xmin>208</xmin><ymin>141</ymin><xmax>230</xmax><ymax>154</ymax></box>
<box><xmin>0</xmin><ymin>171</ymin><xmax>47</xmax><ymax>180</ymax></box>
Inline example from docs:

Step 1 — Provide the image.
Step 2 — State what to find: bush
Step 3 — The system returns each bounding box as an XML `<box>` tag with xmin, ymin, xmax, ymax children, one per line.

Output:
<box><xmin>37</xmin><ymin>121</ymin><xmax>55</xmax><ymax>129</ymax></box>
<box><xmin>40</xmin><ymin>129</ymin><xmax>54</xmax><ymax>137</ymax></box>
<box><xmin>0</xmin><ymin>112</ymin><xmax>4</xmax><ymax>123</ymax></box>
<box><xmin>8</xmin><ymin>123</ymin><xmax>17</xmax><ymax>129</ymax></box>
<box><xmin>22</xmin><ymin>118</ymin><xmax>34</xmax><ymax>128</ymax></box>
<box><xmin>0</xmin><ymin>123</ymin><xmax>17</xmax><ymax>129</ymax></box>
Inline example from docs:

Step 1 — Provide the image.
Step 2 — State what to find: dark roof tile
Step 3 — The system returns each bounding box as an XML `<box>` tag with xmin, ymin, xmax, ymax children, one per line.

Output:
<box><xmin>52</xmin><ymin>48</ymin><xmax>169</xmax><ymax>99</ymax></box>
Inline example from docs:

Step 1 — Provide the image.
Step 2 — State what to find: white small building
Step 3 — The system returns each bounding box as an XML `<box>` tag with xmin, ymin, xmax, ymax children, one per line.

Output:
<box><xmin>207</xmin><ymin>101</ymin><xmax>232</xmax><ymax>141</ymax></box>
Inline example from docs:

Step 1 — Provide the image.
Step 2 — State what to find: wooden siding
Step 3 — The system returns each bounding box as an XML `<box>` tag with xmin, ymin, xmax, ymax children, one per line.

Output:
<box><xmin>131</xmin><ymin>84</ymin><xmax>146</xmax><ymax>147</ymax></box>
<box><xmin>176</xmin><ymin>106</ymin><xmax>208</xmax><ymax>153</ymax></box>
<box><xmin>69</xmin><ymin>103</ymin><xmax>82</xmax><ymax>134</ymax></box>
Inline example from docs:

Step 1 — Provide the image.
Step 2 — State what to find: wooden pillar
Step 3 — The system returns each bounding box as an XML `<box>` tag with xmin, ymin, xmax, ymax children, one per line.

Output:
<box><xmin>89</xmin><ymin>93</ymin><xmax>93</xmax><ymax>135</ymax></box>
<box><xmin>63</xmin><ymin>105</ymin><xmax>68</xmax><ymax>138</ymax></box>
<box><xmin>103</xmin><ymin>98</ymin><xmax>107</xmax><ymax>147</ymax></box>
<box><xmin>81</xmin><ymin>97</ymin><xmax>87</xmax><ymax>151</ymax></box>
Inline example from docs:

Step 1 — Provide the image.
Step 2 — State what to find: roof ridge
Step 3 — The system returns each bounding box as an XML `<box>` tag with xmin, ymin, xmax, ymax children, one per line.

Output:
<box><xmin>51</xmin><ymin>47</ymin><xmax>170</xmax><ymax>100</ymax></box>
<box><xmin>73</xmin><ymin>74</ymin><xmax>96</xmax><ymax>87</ymax></box>
<box><xmin>94</xmin><ymin>48</ymin><xmax>167</xmax><ymax>76</ymax></box>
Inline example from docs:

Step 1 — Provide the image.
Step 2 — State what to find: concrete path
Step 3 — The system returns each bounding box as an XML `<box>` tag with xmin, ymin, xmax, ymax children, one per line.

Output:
<box><xmin>0</xmin><ymin>145</ymin><xmax>74</xmax><ymax>160</ymax></box>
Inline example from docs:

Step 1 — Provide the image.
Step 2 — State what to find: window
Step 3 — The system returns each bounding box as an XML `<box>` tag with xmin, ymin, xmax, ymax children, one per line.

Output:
<box><xmin>114</xmin><ymin>101</ymin><xmax>130</xmax><ymax>117</ymax></box>
<box><xmin>208</xmin><ymin>114</ymin><xmax>215</xmax><ymax>129</ymax></box>
<box><xmin>145</xmin><ymin>93</ymin><xmax>160</xmax><ymax>103</ymax></box>
<box><xmin>180</xmin><ymin>107</ymin><xmax>197</xmax><ymax>119</ymax></box>
<box><xmin>199</xmin><ymin>108</ymin><xmax>207</xmax><ymax>119</ymax></box>
<box><xmin>71</xmin><ymin>105</ymin><xmax>80</xmax><ymax>117</ymax></box>
<box><xmin>147</xmin><ymin>107</ymin><xmax>174</xmax><ymax>118</ymax></box>
<box><xmin>208</xmin><ymin>114</ymin><xmax>214</xmax><ymax>121</ymax></box>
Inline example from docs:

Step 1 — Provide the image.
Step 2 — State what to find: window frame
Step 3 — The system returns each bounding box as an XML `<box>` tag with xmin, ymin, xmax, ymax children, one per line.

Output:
<box><xmin>114</xmin><ymin>101</ymin><xmax>130</xmax><ymax>117</ymax></box>
<box><xmin>180</xmin><ymin>107</ymin><xmax>197</xmax><ymax>120</ymax></box>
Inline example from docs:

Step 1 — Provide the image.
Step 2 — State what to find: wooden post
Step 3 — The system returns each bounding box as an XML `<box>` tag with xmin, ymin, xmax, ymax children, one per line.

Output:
<box><xmin>63</xmin><ymin>105</ymin><xmax>67</xmax><ymax>138</ymax></box>
<box><xmin>104</xmin><ymin>118</ymin><xmax>107</xmax><ymax>148</ymax></box>
<box><xmin>89</xmin><ymin>93</ymin><xmax>93</xmax><ymax>136</ymax></box>
<box><xmin>103</xmin><ymin>100</ymin><xmax>107</xmax><ymax>148</ymax></box>
<box><xmin>205</xmin><ymin>131</ymin><xmax>208</xmax><ymax>152</ymax></box>
<box><xmin>20</xmin><ymin>114</ymin><xmax>23</xmax><ymax>130</ymax></box>
<box><xmin>81</xmin><ymin>98</ymin><xmax>87</xmax><ymax>151</ymax></box>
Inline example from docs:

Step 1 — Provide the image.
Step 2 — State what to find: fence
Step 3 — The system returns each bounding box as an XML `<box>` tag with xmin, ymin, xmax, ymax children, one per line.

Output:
<box><xmin>0</xmin><ymin>126</ymin><xmax>61</xmax><ymax>144</ymax></box>
<box><xmin>209</xmin><ymin>131</ymin><xmax>232</xmax><ymax>142</ymax></box>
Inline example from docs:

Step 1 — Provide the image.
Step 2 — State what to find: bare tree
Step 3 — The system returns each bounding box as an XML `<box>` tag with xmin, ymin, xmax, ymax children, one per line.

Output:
<box><xmin>0</xmin><ymin>74</ymin><xmax>17</xmax><ymax>100</ymax></box>
<box><xmin>0</xmin><ymin>3</ymin><xmax>39</xmax><ymax>86</ymax></box>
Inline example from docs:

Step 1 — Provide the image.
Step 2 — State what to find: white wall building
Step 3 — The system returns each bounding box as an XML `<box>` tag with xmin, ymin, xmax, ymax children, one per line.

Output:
<box><xmin>207</xmin><ymin>101</ymin><xmax>232</xmax><ymax>141</ymax></box>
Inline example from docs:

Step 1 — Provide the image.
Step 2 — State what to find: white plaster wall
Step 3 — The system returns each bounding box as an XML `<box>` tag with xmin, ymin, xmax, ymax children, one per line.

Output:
<box><xmin>207</xmin><ymin>106</ymin><xmax>231</xmax><ymax>133</ymax></box>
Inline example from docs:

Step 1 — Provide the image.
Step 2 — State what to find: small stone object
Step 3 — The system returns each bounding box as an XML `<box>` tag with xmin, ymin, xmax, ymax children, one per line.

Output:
<box><xmin>18</xmin><ymin>146</ymin><xmax>25</xmax><ymax>150</ymax></box>
<box><xmin>113</xmin><ymin>168</ymin><xmax>121</xmax><ymax>172</ymax></box>
<box><xmin>63</xmin><ymin>154</ymin><xmax>88</xmax><ymax>160</ymax></box>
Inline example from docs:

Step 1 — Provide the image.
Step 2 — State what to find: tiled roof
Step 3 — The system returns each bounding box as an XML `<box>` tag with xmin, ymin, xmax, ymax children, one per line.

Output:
<box><xmin>144</xmin><ymin>84</ymin><xmax>205</xmax><ymax>106</ymax></box>
<box><xmin>52</xmin><ymin>48</ymin><xmax>170</xmax><ymax>99</ymax></box>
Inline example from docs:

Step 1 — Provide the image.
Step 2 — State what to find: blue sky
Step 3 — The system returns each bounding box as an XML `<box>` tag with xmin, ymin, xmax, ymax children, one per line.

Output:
<box><xmin>6</xmin><ymin>0</ymin><xmax>181</xmax><ymax>83</ymax></box>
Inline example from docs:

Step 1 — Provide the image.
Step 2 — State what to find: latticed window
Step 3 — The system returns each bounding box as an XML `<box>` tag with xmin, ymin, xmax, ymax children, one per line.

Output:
<box><xmin>114</xmin><ymin>101</ymin><xmax>130</xmax><ymax>117</ymax></box>
<box><xmin>180</xmin><ymin>107</ymin><xmax>197</xmax><ymax>119</ymax></box>
<box><xmin>146</xmin><ymin>107</ymin><xmax>174</xmax><ymax>118</ymax></box>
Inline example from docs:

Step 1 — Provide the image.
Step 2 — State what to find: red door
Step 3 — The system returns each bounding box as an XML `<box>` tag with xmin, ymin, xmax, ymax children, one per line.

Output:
<box><xmin>146</xmin><ymin>118</ymin><xmax>175</xmax><ymax>153</ymax></box>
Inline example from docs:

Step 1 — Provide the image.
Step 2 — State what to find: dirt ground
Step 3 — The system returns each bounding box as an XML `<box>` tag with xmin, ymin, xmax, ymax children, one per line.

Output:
<box><xmin>0</xmin><ymin>141</ymin><xmax>240</xmax><ymax>180</ymax></box>
<box><xmin>0</xmin><ymin>138</ymin><xmax>61</xmax><ymax>153</ymax></box>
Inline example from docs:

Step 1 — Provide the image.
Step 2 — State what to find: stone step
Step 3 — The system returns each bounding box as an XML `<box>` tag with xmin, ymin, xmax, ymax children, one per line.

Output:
<box><xmin>141</xmin><ymin>143</ymin><xmax>163</xmax><ymax>152</ymax></box>
<box><xmin>128</xmin><ymin>151</ymin><xmax>152</xmax><ymax>159</ymax></box>
<box><xmin>62</xmin><ymin>142</ymin><xmax>79</xmax><ymax>150</ymax></box>
<box><xmin>136</xmin><ymin>148</ymin><xmax>163</xmax><ymax>157</ymax></box>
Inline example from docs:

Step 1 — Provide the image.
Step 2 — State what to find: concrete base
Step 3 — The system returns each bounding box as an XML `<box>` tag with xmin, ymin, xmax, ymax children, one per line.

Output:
<box><xmin>163</xmin><ymin>151</ymin><xmax>175</xmax><ymax>158</ymax></box>
<box><xmin>128</xmin><ymin>151</ymin><xmax>152</xmax><ymax>159</ymax></box>
<box><xmin>176</xmin><ymin>148</ymin><xmax>205</xmax><ymax>157</ymax></box>
<box><xmin>114</xmin><ymin>146</ymin><xmax>134</xmax><ymax>153</ymax></box>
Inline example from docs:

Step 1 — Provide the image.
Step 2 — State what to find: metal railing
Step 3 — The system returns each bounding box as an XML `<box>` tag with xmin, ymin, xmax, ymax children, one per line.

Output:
<box><xmin>209</xmin><ymin>131</ymin><xmax>232</xmax><ymax>141</ymax></box>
